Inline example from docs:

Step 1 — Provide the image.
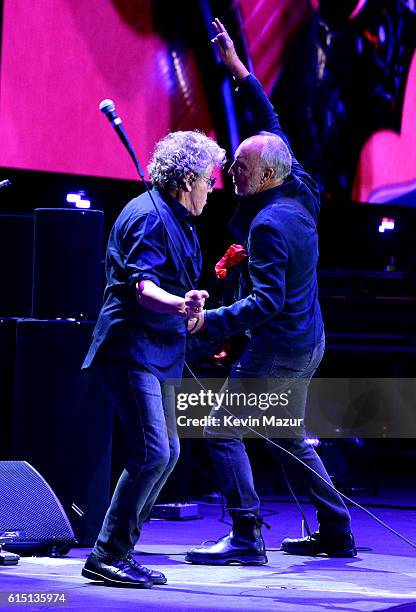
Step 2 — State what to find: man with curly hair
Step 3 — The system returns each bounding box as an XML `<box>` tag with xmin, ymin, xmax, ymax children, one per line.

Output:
<box><xmin>81</xmin><ymin>130</ymin><xmax>226</xmax><ymax>588</ymax></box>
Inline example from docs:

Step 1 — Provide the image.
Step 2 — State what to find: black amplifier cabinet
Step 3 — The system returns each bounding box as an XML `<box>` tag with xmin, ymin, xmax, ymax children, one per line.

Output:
<box><xmin>12</xmin><ymin>319</ymin><xmax>112</xmax><ymax>546</ymax></box>
<box><xmin>32</xmin><ymin>208</ymin><xmax>104</xmax><ymax>320</ymax></box>
<box><xmin>0</xmin><ymin>215</ymin><xmax>33</xmax><ymax>317</ymax></box>
<box><xmin>0</xmin><ymin>318</ymin><xmax>17</xmax><ymax>458</ymax></box>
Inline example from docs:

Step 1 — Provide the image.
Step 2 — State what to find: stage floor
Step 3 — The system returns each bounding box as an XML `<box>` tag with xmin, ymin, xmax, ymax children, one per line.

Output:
<box><xmin>1</xmin><ymin>501</ymin><xmax>415</xmax><ymax>611</ymax></box>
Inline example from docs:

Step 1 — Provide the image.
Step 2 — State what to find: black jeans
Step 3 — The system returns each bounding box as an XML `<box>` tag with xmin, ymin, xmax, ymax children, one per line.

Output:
<box><xmin>91</xmin><ymin>360</ymin><xmax>179</xmax><ymax>561</ymax></box>
<box><xmin>205</xmin><ymin>334</ymin><xmax>352</xmax><ymax>536</ymax></box>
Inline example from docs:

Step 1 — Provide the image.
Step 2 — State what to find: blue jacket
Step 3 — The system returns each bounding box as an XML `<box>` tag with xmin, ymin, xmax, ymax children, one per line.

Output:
<box><xmin>205</xmin><ymin>75</ymin><xmax>324</xmax><ymax>355</ymax></box>
<box><xmin>83</xmin><ymin>188</ymin><xmax>201</xmax><ymax>380</ymax></box>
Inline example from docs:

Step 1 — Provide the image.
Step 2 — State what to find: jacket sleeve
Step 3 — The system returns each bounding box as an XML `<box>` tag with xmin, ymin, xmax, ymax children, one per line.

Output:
<box><xmin>205</xmin><ymin>216</ymin><xmax>287</xmax><ymax>338</ymax></box>
<box><xmin>236</xmin><ymin>75</ymin><xmax>318</xmax><ymax>193</ymax></box>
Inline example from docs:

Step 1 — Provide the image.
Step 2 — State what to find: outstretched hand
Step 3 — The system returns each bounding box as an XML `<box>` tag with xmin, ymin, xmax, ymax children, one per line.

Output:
<box><xmin>211</xmin><ymin>18</ymin><xmax>250</xmax><ymax>81</ymax></box>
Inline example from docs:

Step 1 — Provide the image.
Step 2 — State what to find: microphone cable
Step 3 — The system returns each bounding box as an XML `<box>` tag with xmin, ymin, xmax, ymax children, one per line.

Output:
<box><xmin>184</xmin><ymin>362</ymin><xmax>416</xmax><ymax>551</ymax></box>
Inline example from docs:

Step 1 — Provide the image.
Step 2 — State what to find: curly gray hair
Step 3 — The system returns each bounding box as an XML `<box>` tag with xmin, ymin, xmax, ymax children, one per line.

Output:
<box><xmin>148</xmin><ymin>130</ymin><xmax>226</xmax><ymax>190</ymax></box>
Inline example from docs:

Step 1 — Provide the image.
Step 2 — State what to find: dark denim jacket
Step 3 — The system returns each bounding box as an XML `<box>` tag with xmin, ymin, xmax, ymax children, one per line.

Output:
<box><xmin>83</xmin><ymin>188</ymin><xmax>201</xmax><ymax>380</ymax></box>
<box><xmin>205</xmin><ymin>75</ymin><xmax>324</xmax><ymax>355</ymax></box>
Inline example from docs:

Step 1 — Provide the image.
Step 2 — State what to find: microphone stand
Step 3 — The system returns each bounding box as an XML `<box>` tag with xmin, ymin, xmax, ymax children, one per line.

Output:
<box><xmin>99</xmin><ymin>101</ymin><xmax>194</xmax><ymax>289</ymax></box>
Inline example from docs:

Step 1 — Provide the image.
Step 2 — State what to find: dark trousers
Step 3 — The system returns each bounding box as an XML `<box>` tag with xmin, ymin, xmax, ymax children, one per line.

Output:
<box><xmin>91</xmin><ymin>360</ymin><xmax>179</xmax><ymax>561</ymax></box>
<box><xmin>205</xmin><ymin>334</ymin><xmax>352</xmax><ymax>536</ymax></box>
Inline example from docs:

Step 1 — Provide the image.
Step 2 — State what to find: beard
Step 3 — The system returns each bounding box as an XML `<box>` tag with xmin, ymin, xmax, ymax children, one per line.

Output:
<box><xmin>235</xmin><ymin>176</ymin><xmax>261</xmax><ymax>196</ymax></box>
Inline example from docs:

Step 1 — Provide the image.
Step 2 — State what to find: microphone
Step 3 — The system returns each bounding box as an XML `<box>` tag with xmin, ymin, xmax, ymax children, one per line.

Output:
<box><xmin>99</xmin><ymin>99</ymin><xmax>144</xmax><ymax>178</ymax></box>
<box><xmin>99</xmin><ymin>99</ymin><xmax>121</xmax><ymax>127</ymax></box>
<box><xmin>0</xmin><ymin>179</ymin><xmax>11</xmax><ymax>190</ymax></box>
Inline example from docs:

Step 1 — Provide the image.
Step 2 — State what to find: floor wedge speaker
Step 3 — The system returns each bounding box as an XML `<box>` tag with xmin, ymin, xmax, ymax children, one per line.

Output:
<box><xmin>0</xmin><ymin>461</ymin><xmax>76</xmax><ymax>555</ymax></box>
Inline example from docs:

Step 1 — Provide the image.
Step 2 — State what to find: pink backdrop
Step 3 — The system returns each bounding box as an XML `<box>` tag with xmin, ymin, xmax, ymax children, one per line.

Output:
<box><xmin>352</xmin><ymin>50</ymin><xmax>416</xmax><ymax>203</ymax></box>
<box><xmin>239</xmin><ymin>0</ymin><xmax>416</xmax><ymax>204</ymax></box>
<box><xmin>2</xmin><ymin>0</ymin><xmax>415</xmax><ymax>201</ymax></box>
<box><xmin>238</xmin><ymin>0</ymin><xmax>311</xmax><ymax>93</ymax></box>
<box><xmin>0</xmin><ymin>0</ymin><xmax>216</xmax><ymax>181</ymax></box>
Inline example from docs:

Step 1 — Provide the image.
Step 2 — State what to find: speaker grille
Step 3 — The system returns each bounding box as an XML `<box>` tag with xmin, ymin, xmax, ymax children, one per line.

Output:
<box><xmin>0</xmin><ymin>461</ymin><xmax>75</xmax><ymax>546</ymax></box>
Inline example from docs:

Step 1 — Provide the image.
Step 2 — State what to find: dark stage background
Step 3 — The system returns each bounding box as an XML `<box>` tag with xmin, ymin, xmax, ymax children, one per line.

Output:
<box><xmin>1</xmin><ymin>0</ymin><xmax>415</xmax><ymax>542</ymax></box>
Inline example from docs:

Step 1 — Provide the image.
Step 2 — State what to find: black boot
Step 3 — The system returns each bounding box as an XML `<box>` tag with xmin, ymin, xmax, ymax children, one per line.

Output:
<box><xmin>185</xmin><ymin>514</ymin><xmax>268</xmax><ymax>566</ymax></box>
<box><xmin>281</xmin><ymin>530</ymin><xmax>357</xmax><ymax>557</ymax></box>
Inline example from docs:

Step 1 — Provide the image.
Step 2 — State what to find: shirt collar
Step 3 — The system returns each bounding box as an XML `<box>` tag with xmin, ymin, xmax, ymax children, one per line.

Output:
<box><xmin>154</xmin><ymin>187</ymin><xmax>192</xmax><ymax>222</ymax></box>
<box><xmin>228</xmin><ymin>179</ymin><xmax>294</xmax><ymax>242</ymax></box>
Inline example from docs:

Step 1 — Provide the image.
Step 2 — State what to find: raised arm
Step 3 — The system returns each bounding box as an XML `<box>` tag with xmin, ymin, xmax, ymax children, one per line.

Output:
<box><xmin>211</xmin><ymin>18</ymin><xmax>250</xmax><ymax>81</ymax></box>
<box><xmin>212</xmin><ymin>18</ymin><xmax>312</xmax><ymax>183</ymax></box>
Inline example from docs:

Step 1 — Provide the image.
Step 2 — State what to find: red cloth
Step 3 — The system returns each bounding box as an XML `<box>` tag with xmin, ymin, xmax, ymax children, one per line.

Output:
<box><xmin>215</xmin><ymin>244</ymin><xmax>247</xmax><ymax>279</ymax></box>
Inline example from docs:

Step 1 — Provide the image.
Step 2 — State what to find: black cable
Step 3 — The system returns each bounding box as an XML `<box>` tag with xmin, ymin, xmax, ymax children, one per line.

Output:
<box><xmin>264</xmin><ymin>419</ymin><xmax>313</xmax><ymax>538</ymax></box>
<box><xmin>280</xmin><ymin>464</ymin><xmax>312</xmax><ymax>539</ymax></box>
<box><xmin>185</xmin><ymin>363</ymin><xmax>416</xmax><ymax>551</ymax></box>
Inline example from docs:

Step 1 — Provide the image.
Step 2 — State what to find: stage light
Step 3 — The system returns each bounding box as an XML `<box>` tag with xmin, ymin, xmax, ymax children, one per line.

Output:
<box><xmin>305</xmin><ymin>437</ymin><xmax>320</xmax><ymax>447</ymax></box>
<box><xmin>378</xmin><ymin>217</ymin><xmax>395</xmax><ymax>233</ymax></box>
<box><xmin>66</xmin><ymin>191</ymin><xmax>91</xmax><ymax>209</ymax></box>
